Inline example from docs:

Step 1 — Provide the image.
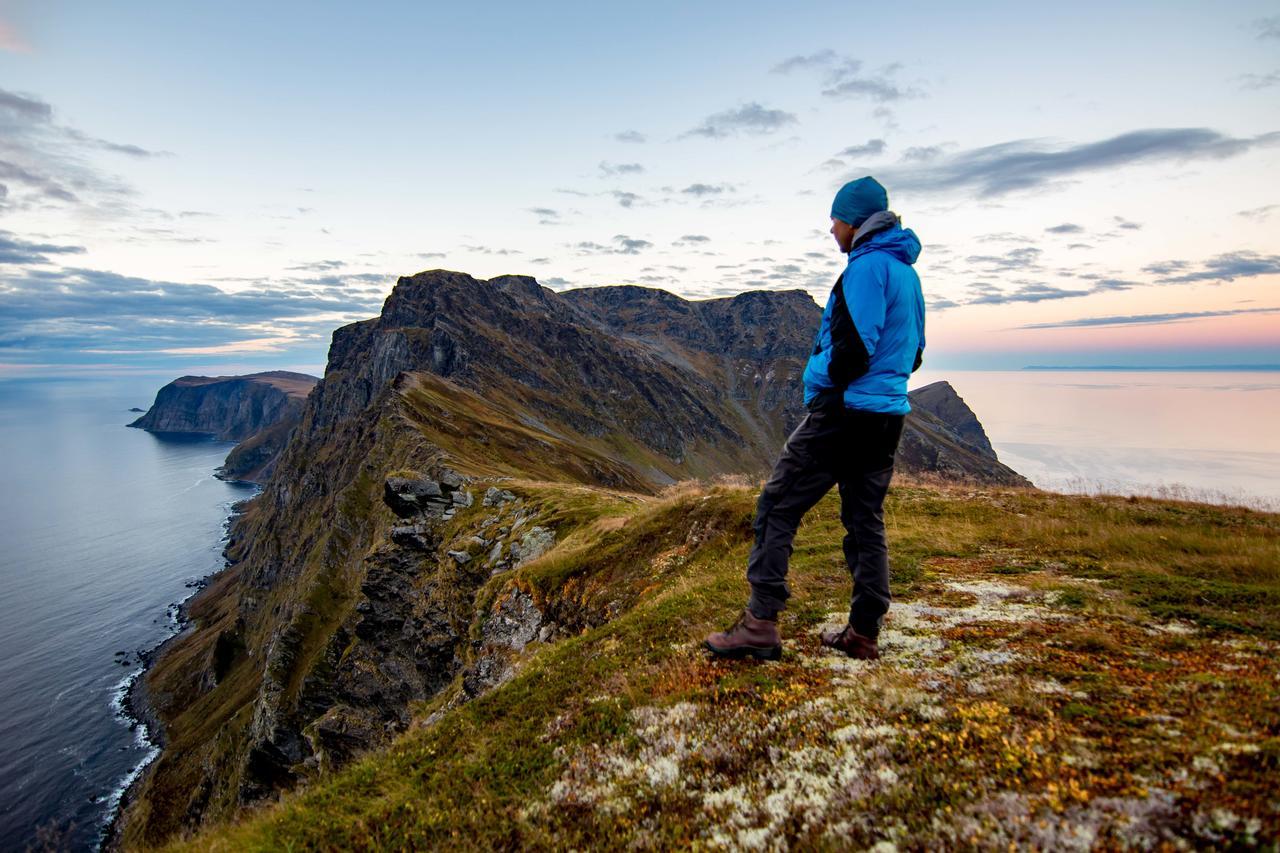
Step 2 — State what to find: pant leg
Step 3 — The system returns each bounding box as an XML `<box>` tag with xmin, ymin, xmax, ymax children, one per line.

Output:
<box><xmin>836</xmin><ymin>411</ymin><xmax>906</xmax><ymax>638</ymax></box>
<box><xmin>745</xmin><ymin>409</ymin><xmax>842</xmax><ymax>620</ymax></box>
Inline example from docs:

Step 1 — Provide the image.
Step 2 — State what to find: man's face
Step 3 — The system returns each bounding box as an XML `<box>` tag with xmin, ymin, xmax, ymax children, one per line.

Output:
<box><xmin>830</xmin><ymin>217</ymin><xmax>855</xmax><ymax>253</ymax></box>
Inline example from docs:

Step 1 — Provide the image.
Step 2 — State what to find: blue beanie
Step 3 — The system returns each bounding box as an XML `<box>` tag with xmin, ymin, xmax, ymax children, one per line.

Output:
<box><xmin>831</xmin><ymin>176</ymin><xmax>888</xmax><ymax>228</ymax></box>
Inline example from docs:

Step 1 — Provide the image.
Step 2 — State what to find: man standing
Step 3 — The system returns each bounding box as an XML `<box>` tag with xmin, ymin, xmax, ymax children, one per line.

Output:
<box><xmin>705</xmin><ymin>176</ymin><xmax>925</xmax><ymax>662</ymax></box>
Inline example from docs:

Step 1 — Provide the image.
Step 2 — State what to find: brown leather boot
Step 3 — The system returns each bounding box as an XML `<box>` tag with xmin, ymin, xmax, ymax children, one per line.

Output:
<box><xmin>704</xmin><ymin>609</ymin><xmax>782</xmax><ymax>661</ymax></box>
<box><xmin>820</xmin><ymin>623</ymin><xmax>880</xmax><ymax>660</ymax></box>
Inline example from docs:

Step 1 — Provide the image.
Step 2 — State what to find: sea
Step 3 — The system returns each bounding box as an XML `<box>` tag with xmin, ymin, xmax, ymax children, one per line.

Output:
<box><xmin>0</xmin><ymin>369</ymin><xmax>1277</xmax><ymax>851</ymax></box>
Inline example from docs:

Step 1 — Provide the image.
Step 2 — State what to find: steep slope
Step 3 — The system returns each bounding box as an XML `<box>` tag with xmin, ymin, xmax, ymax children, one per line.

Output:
<box><xmin>107</xmin><ymin>270</ymin><xmax>1032</xmax><ymax>850</ymax></box>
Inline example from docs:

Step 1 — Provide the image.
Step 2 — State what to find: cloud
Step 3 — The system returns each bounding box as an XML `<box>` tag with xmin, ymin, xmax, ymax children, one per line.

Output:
<box><xmin>1252</xmin><ymin>16</ymin><xmax>1280</xmax><ymax>39</ymax></box>
<box><xmin>858</xmin><ymin>128</ymin><xmax>1280</xmax><ymax>198</ymax></box>
<box><xmin>527</xmin><ymin>206</ymin><xmax>560</xmax><ymax>224</ymax></box>
<box><xmin>1237</xmin><ymin>70</ymin><xmax>1280</xmax><ymax>90</ymax></box>
<box><xmin>1016</xmin><ymin>305</ymin><xmax>1280</xmax><ymax>330</ymax></box>
<box><xmin>598</xmin><ymin>161</ymin><xmax>645</xmax><ymax>176</ymax></box>
<box><xmin>574</xmin><ymin>234</ymin><xmax>653</xmax><ymax>256</ymax></box>
<box><xmin>964</xmin><ymin>246</ymin><xmax>1043</xmax><ymax>272</ymax></box>
<box><xmin>286</xmin><ymin>259</ymin><xmax>345</xmax><ymax>271</ymax></box>
<box><xmin>0</xmin><ymin>265</ymin><xmax>388</xmax><ymax>359</ymax></box>
<box><xmin>681</xmin><ymin>102</ymin><xmax>798</xmax><ymax>139</ymax></box>
<box><xmin>901</xmin><ymin>145</ymin><xmax>944</xmax><ymax>162</ymax></box>
<box><xmin>1142</xmin><ymin>250</ymin><xmax>1280</xmax><ymax>284</ymax></box>
<box><xmin>614</xmin><ymin>130</ymin><xmax>646</xmax><ymax>143</ymax></box>
<box><xmin>773</xmin><ymin>52</ymin><xmax>924</xmax><ymax>102</ymax></box>
<box><xmin>680</xmin><ymin>183</ymin><xmax>734</xmax><ymax>196</ymax></box>
<box><xmin>609</xmin><ymin>190</ymin><xmax>642</xmax><ymax>208</ymax></box>
<box><xmin>770</xmin><ymin>50</ymin><xmax>838</xmax><ymax>74</ymax></box>
<box><xmin>0</xmin><ymin>86</ymin><xmax>172</xmax><ymax>219</ymax></box>
<box><xmin>1045</xmin><ymin>223</ymin><xmax>1084</xmax><ymax>234</ymax></box>
<box><xmin>967</xmin><ymin>281</ymin><xmax>1092</xmax><ymax>305</ymax></box>
<box><xmin>1237</xmin><ymin>204</ymin><xmax>1277</xmax><ymax>221</ymax></box>
<box><xmin>1113</xmin><ymin>215</ymin><xmax>1142</xmax><ymax>230</ymax></box>
<box><xmin>680</xmin><ymin>234</ymin><xmax>710</xmax><ymax>242</ymax></box>
<box><xmin>0</xmin><ymin>229</ymin><xmax>86</xmax><ymax>264</ymax></box>
<box><xmin>837</xmin><ymin>139</ymin><xmax>886</xmax><ymax>158</ymax></box>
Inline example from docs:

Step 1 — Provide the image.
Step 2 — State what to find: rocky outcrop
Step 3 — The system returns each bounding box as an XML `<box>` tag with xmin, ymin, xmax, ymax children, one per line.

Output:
<box><xmin>109</xmin><ymin>270</ymin><xmax>1030</xmax><ymax>850</ymax></box>
<box><xmin>130</xmin><ymin>371</ymin><xmax>318</xmax><ymax>484</ymax></box>
<box><xmin>129</xmin><ymin>371</ymin><xmax>317</xmax><ymax>440</ymax></box>
<box><xmin>901</xmin><ymin>382</ymin><xmax>1031</xmax><ymax>487</ymax></box>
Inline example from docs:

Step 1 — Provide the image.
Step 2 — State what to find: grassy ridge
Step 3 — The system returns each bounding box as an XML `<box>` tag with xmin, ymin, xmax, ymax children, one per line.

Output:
<box><xmin>149</xmin><ymin>478</ymin><xmax>1280</xmax><ymax>850</ymax></box>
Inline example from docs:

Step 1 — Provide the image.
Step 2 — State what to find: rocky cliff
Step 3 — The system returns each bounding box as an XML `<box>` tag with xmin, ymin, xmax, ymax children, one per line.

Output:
<box><xmin>129</xmin><ymin>371</ymin><xmax>319</xmax><ymax>483</ymax></box>
<box><xmin>107</xmin><ymin>270</ymin><xmax>1029</xmax><ymax>850</ymax></box>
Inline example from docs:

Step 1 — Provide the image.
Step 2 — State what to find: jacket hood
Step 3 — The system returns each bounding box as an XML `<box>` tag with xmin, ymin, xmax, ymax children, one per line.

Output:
<box><xmin>848</xmin><ymin>209</ymin><xmax>922</xmax><ymax>265</ymax></box>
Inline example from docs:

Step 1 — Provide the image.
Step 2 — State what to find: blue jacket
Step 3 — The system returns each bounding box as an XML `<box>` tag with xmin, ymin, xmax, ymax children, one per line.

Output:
<box><xmin>802</xmin><ymin>213</ymin><xmax>925</xmax><ymax>415</ymax></box>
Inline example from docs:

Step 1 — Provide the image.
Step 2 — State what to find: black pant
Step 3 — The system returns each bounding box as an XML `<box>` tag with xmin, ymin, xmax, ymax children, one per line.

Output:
<box><xmin>745</xmin><ymin>403</ymin><xmax>905</xmax><ymax>638</ymax></box>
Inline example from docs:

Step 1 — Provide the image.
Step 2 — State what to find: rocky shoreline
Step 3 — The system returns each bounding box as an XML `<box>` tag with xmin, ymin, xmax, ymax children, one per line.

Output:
<box><xmin>99</xmin><ymin>495</ymin><xmax>256</xmax><ymax>852</ymax></box>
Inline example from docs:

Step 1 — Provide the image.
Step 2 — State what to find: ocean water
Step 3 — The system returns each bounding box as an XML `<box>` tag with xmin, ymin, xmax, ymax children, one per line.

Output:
<box><xmin>0</xmin><ymin>369</ymin><xmax>1277</xmax><ymax>850</ymax></box>
<box><xmin>0</xmin><ymin>378</ymin><xmax>257</xmax><ymax>852</ymax></box>
<box><xmin>909</xmin><ymin>369</ymin><xmax>1280</xmax><ymax>511</ymax></box>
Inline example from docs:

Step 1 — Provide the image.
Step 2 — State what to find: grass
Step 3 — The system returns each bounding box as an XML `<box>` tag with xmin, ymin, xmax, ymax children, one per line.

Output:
<box><xmin>143</xmin><ymin>476</ymin><xmax>1280</xmax><ymax>851</ymax></box>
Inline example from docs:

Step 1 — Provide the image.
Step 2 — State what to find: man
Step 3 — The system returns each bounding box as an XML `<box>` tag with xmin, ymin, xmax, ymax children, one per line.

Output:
<box><xmin>704</xmin><ymin>175</ymin><xmax>924</xmax><ymax>662</ymax></box>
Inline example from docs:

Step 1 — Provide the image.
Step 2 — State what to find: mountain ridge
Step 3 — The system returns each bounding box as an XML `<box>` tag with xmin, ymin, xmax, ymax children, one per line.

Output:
<box><xmin>107</xmin><ymin>270</ymin><xmax>1028</xmax><ymax>850</ymax></box>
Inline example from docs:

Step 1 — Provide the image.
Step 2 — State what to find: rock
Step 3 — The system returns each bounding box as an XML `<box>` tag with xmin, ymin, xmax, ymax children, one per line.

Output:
<box><xmin>389</xmin><ymin>524</ymin><xmax>433</xmax><ymax>550</ymax></box>
<box><xmin>482</xmin><ymin>487</ymin><xmax>517</xmax><ymax>507</ymax></box>
<box><xmin>447</xmin><ymin>550</ymin><xmax>472</xmax><ymax>565</ymax></box>
<box><xmin>383</xmin><ymin>477</ymin><xmax>450</xmax><ymax>518</ymax></box>
<box><xmin>439</xmin><ymin>469</ymin><xmax>465</xmax><ymax>490</ymax></box>
<box><xmin>486</xmin><ymin>542</ymin><xmax>504</xmax><ymax>567</ymax></box>
<box><xmin>514</xmin><ymin>526</ymin><xmax>556</xmax><ymax>567</ymax></box>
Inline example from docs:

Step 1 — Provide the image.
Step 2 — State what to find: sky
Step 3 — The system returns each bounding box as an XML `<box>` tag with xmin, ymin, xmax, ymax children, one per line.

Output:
<box><xmin>1</xmin><ymin>0</ymin><xmax>1278</xmax><ymax>379</ymax></box>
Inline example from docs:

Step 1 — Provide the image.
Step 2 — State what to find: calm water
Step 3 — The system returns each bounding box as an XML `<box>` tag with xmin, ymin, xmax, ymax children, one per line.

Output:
<box><xmin>0</xmin><ymin>378</ymin><xmax>256</xmax><ymax>852</ymax></box>
<box><xmin>0</xmin><ymin>370</ymin><xmax>1277</xmax><ymax>851</ymax></box>
<box><xmin>910</xmin><ymin>369</ymin><xmax>1280</xmax><ymax>511</ymax></box>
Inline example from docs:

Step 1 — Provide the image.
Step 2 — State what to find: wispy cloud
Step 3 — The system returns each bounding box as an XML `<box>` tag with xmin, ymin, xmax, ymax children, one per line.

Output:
<box><xmin>1236</xmin><ymin>69</ymin><xmax>1280</xmax><ymax>90</ymax></box>
<box><xmin>598</xmin><ymin>161</ymin><xmax>645</xmax><ymax>176</ymax></box>
<box><xmin>1142</xmin><ymin>250</ymin><xmax>1280</xmax><ymax>284</ymax></box>
<box><xmin>0</xmin><ymin>229</ymin><xmax>86</xmax><ymax>264</ymax></box>
<box><xmin>614</xmin><ymin>130</ymin><xmax>646</xmax><ymax>143</ymax></box>
<box><xmin>1015</xmin><ymin>305</ymin><xmax>1280</xmax><ymax>330</ymax></box>
<box><xmin>857</xmin><ymin>128</ymin><xmax>1280</xmax><ymax>197</ymax></box>
<box><xmin>1237</xmin><ymin>204</ymin><xmax>1277</xmax><ymax>221</ymax></box>
<box><xmin>574</xmin><ymin>234</ymin><xmax>653</xmax><ymax>256</ymax></box>
<box><xmin>837</xmin><ymin>139</ymin><xmax>886</xmax><ymax>158</ymax></box>
<box><xmin>680</xmin><ymin>102</ymin><xmax>798</xmax><ymax>139</ymax></box>
<box><xmin>1252</xmin><ymin>16</ymin><xmax>1280</xmax><ymax>39</ymax></box>
<box><xmin>1045</xmin><ymin>223</ymin><xmax>1084</xmax><ymax>234</ymax></box>
<box><xmin>772</xmin><ymin>51</ymin><xmax>924</xmax><ymax>103</ymax></box>
<box><xmin>680</xmin><ymin>183</ymin><xmax>734</xmax><ymax>196</ymax></box>
<box><xmin>0</xmin><ymin>86</ymin><xmax>172</xmax><ymax>219</ymax></box>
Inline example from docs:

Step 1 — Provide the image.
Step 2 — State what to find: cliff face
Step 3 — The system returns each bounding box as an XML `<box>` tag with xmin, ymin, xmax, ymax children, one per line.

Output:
<box><xmin>129</xmin><ymin>371</ymin><xmax>319</xmax><ymax>484</ymax></box>
<box><xmin>109</xmin><ymin>270</ymin><xmax>1030</xmax><ymax>849</ymax></box>
<box><xmin>129</xmin><ymin>371</ymin><xmax>318</xmax><ymax>441</ymax></box>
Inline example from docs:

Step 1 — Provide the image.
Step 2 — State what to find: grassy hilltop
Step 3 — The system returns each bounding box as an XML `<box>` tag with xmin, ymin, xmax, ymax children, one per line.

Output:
<box><xmin>143</xmin><ymin>475</ymin><xmax>1279</xmax><ymax>851</ymax></box>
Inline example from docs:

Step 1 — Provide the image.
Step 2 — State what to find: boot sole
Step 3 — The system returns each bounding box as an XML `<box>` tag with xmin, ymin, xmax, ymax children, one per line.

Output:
<box><xmin>703</xmin><ymin>640</ymin><xmax>782</xmax><ymax>661</ymax></box>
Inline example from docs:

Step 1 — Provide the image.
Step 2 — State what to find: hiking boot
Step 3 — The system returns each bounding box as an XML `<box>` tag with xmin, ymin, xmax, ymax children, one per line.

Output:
<box><xmin>704</xmin><ymin>609</ymin><xmax>782</xmax><ymax>661</ymax></box>
<box><xmin>820</xmin><ymin>623</ymin><xmax>880</xmax><ymax>660</ymax></box>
